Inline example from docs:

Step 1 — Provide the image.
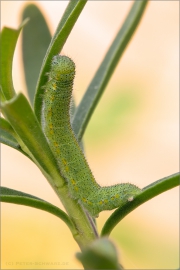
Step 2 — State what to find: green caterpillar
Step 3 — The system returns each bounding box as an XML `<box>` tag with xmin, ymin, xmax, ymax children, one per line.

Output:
<box><xmin>41</xmin><ymin>55</ymin><xmax>141</xmax><ymax>217</ymax></box>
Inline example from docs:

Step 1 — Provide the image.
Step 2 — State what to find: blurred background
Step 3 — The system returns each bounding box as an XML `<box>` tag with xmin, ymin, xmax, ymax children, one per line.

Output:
<box><xmin>1</xmin><ymin>1</ymin><xmax>179</xmax><ymax>269</ymax></box>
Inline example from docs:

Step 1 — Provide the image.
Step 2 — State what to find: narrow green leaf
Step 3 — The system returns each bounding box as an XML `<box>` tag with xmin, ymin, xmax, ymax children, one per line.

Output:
<box><xmin>34</xmin><ymin>0</ymin><xmax>87</xmax><ymax>122</ymax></box>
<box><xmin>0</xmin><ymin>117</ymin><xmax>31</xmax><ymax>158</ymax></box>
<box><xmin>0</xmin><ymin>93</ymin><xmax>65</xmax><ymax>189</ymax></box>
<box><xmin>21</xmin><ymin>4</ymin><xmax>51</xmax><ymax>104</ymax></box>
<box><xmin>0</xmin><ymin>186</ymin><xmax>76</xmax><ymax>234</ymax></box>
<box><xmin>1</xmin><ymin>95</ymin><xmax>99</xmax><ymax>247</ymax></box>
<box><xmin>0</xmin><ymin>20</ymin><xmax>28</xmax><ymax>100</ymax></box>
<box><xmin>76</xmin><ymin>238</ymin><xmax>122</xmax><ymax>269</ymax></box>
<box><xmin>72</xmin><ymin>1</ymin><xmax>149</xmax><ymax>141</ymax></box>
<box><xmin>0</xmin><ymin>86</ymin><xmax>6</xmax><ymax>102</ymax></box>
<box><xmin>101</xmin><ymin>172</ymin><xmax>180</xmax><ymax>236</ymax></box>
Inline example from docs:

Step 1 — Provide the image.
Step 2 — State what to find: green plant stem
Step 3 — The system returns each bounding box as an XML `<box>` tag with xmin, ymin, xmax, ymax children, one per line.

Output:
<box><xmin>55</xmin><ymin>185</ymin><xmax>98</xmax><ymax>249</ymax></box>
<box><xmin>101</xmin><ymin>172</ymin><xmax>180</xmax><ymax>236</ymax></box>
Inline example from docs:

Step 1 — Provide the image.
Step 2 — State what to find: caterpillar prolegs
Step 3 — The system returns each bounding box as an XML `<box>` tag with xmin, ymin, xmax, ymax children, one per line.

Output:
<box><xmin>41</xmin><ymin>55</ymin><xmax>141</xmax><ymax>217</ymax></box>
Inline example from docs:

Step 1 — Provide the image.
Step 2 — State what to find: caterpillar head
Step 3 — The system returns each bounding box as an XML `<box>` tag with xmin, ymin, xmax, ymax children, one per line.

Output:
<box><xmin>50</xmin><ymin>55</ymin><xmax>75</xmax><ymax>82</ymax></box>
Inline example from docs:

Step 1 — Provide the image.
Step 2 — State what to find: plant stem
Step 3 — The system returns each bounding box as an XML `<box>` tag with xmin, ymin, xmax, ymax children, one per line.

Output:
<box><xmin>55</xmin><ymin>184</ymin><xmax>98</xmax><ymax>249</ymax></box>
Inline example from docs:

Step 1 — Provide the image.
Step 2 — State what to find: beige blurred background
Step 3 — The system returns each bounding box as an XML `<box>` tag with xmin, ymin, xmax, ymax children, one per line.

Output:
<box><xmin>1</xmin><ymin>1</ymin><xmax>179</xmax><ymax>269</ymax></box>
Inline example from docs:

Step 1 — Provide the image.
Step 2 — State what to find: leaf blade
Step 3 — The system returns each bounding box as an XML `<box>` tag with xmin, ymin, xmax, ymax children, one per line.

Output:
<box><xmin>72</xmin><ymin>1</ymin><xmax>149</xmax><ymax>140</ymax></box>
<box><xmin>101</xmin><ymin>172</ymin><xmax>180</xmax><ymax>236</ymax></box>
<box><xmin>21</xmin><ymin>3</ymin><xmax>52</xmax><ymax>104</ymax></box>
<box><xmin>0</xmin><ymin>117</ymin><xmax>31</xmax><ymax>158</ymax></box>
<box><xmin>1</xmin><ymin>93</ymin><xmax>65</xmax><ymax>189</ymax></box>
<box><xmin>0</xmin><ymin>186</ymin><xmax>75</xmax><ymax>234</ymax></box>
<box><xmin>0</xmin><ymin>20</ymin><xmax>28</xmax><ymax>100</ymax></box>
<box><xmin>34</xmin><ymin>0</ymin><xmax>87</xmax><ymax>122</ymax></box>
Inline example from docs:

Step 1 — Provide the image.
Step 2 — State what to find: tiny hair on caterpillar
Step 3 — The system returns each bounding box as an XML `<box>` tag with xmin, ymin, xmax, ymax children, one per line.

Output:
<box><xmin>41</xmin><ymin>55</ymin><xmax>141</xmax><ymax>217</ymax></box>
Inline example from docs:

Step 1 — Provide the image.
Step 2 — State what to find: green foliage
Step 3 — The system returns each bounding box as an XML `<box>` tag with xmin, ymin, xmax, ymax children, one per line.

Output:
<box><xmin>72</xmin><ymin>1</ymin><xmax>148</xmax><ymax>141</ymax></box>
<box><xmin>1</xmin><ymin>93</ymin><xmax>62</xmax><ymax>186</ymax></box>
<box><xmin>0</xmin><ymin>1</ymin><xmax>179</xmax><ymax>269</ymax></box>
<box><xmin>76</xmin><ymin>238</ymin><xmax>122</xmax><ymax>269</ymax></box>
<box><xmin>34</xmin><ymin>0</ymin><xmax>88</xmax><ymax>122</ymax></box>
<box><xmin>0</xmin><ymin>187</ymin><xmax>76</xmax><ymax>234</ymax></box>
<box><xmin>21</xmin><ymin>4</ymin><xmax>52</xmax><ymax>104</ymax></box>
<box><xmin>0</xmin><ymin>117</ymin><xmax>30</xmax><ymax>158</ymax></box>
<box><xmin>101</xmin><ymin>172</ymin><xmax>180</xmax><ymax>236</ymax></box>
<box><xmin>0</xmin><ymin>20</ymin><xmax>28</xmax><ymax>100</ymax></box>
